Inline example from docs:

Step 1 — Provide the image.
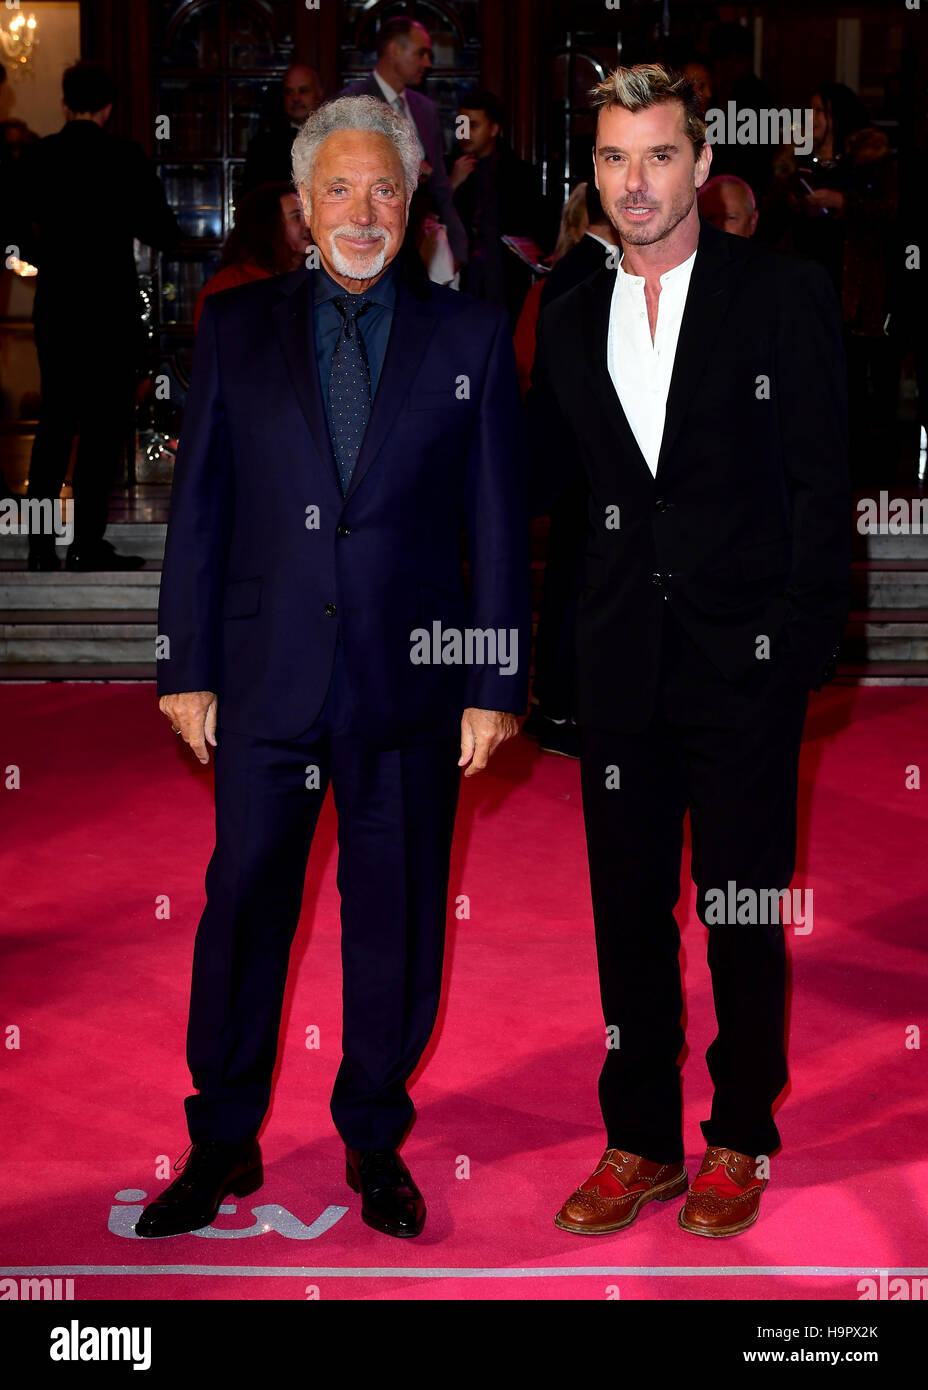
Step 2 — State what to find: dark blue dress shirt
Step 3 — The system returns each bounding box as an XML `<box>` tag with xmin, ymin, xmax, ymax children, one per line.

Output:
<box><xmin>313</xmin><ymin>258</ymin><xmax>398</xmax><ymax>441</ymax></box>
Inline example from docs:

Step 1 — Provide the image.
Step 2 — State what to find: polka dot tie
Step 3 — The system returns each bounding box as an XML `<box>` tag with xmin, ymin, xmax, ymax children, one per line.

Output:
<box><xmin>328</xmin><ymin>294</ymin><xmax>373</xmax><ymax>495</ymax></box>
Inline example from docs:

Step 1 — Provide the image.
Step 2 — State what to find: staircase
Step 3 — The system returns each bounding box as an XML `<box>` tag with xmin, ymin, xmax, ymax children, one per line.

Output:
<box><xmin>1</xmin><ymin>508</ymin><xmax>927</xmax><ymax>683</ymax></box>
<box><xmin>841</xmin><ymin>499</ymin><xmax>928</xmax><ymax>683</ymax></box>
<box><xmin>0</xmin><ymin>524</ymin><xmax>163</xmax><ymax>679</ymax></box>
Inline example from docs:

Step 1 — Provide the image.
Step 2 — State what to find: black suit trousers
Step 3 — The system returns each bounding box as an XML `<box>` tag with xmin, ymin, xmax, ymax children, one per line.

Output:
<box><xmin>183</xmin><ymin>641</ymin><xmax>461</xmax><ymax>1150</ymax></box>
<box><xmin>26</xmin><ymin>316</ymin><xmax>137</xmax><ymax>549</ymax></box>
<box><xmin>579</xmin><ymin>605</ymin><xmax>808</xmax><ymax>1164</ymax></box>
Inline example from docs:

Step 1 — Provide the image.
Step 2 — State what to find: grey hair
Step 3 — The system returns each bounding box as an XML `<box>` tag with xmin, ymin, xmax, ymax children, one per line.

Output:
<box><xmin>291</xmin><ymin>94</ymin><xmax>421</xmax><ymax>209</ymax></box>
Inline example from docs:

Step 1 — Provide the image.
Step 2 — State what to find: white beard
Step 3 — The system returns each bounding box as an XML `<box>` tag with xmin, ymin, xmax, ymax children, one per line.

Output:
<box><xmin>328</xmin><ymin>229</ymin><xmax>389</xmax><ymax>281</ymax></box>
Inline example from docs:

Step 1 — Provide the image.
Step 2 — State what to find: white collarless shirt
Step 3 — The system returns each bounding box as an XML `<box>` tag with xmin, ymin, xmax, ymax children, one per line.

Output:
<box><xmin>606</xmin><ymin>247</ymin><xmax>697</xmax><ymax>476</ymax></box>
<box><xmin>372</xmin><ymin>70</ymin><xmax>426</xmax><ymax>159</ymax></box>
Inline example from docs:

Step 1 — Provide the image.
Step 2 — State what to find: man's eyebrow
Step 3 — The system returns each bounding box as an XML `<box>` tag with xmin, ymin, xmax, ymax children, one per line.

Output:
<box><xmin>597</xmin><ymin>143</ymin><xmax>680</xmax><ymax>155</ymax></box>
<box><xmin>323</xmin><ymin>173</ymin><xmax>401</xmax><ymax>183</ymax></box>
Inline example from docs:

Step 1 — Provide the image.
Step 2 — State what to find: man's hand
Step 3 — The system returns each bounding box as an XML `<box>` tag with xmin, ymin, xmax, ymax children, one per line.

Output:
<box><xmin>449</xmin><ymin>154</ymin><xmax>476</xmax><ymax>190</ymax></box>
<box><xmin>159</xmin><ymin>690</ymin><xmax>218</xmax><ymax>765</ymax></box>
<box><xmin>804</xmin><ymin>187</ymin><xmax>845</xmax><ymax>215</ymax></box>
<box><xmin>458</xmin><ymin>708</ymin><xmax>518</xmax><ymax>778</ymax></box>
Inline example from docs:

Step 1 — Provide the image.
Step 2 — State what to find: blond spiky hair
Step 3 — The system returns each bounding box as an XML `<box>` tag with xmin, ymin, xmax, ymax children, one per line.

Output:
<box><xmin>589</xmin><ymin>63</ymin><xmax>707</xmax><ymax>154</ymax></box>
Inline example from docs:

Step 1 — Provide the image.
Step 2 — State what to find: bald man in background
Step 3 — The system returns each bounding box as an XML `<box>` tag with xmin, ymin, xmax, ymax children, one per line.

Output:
<box><xmin>697</xmin><ymin>173</ymin><xmax>758</xmax><ymax>238</ymax></box>
<box><xmin>242</xmin><ymin>64</ymin><xmax>323</xmax><ymax>195</ymax></box>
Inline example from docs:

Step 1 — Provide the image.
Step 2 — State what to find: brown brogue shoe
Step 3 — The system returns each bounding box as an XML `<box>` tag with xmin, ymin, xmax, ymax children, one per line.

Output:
<box><xmin>678</xmin><ymin>1145</ymin><xmax>767</xmax><ymax>1237</ymax></box>
<box><xmin>554</xmin><ymin>1148</ymin><xmax>688</xmax><ymax>1234</ymax></box>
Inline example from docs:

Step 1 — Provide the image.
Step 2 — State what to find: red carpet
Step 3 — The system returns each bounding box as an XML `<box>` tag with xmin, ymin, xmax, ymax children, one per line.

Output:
<box><xmin>1</xmin><ymin>683</ymin><xmax>926</xmax><ymax>1300</ymax></box>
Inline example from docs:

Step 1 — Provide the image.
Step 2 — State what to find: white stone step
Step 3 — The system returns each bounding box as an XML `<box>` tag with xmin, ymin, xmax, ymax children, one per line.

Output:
<box><xmin>862</xmin><ymin>530</ymin><xmax>928</xmax><ymax>560</ymax></box>
<box><xmin>844</xmin><ymin>612</ymin><xmax>928</xmax><ymax>662</ymax></box>
<box><xmin>0</xmin><ymin>522</ymin><xmax>166</xmax><ymax>561</ymax></box>
<box><xmin>852</xmin><ymin>563</ymin><xmax>928</xmax><ymax>609</ymax></box>
<box><xmin>0</xmin><ymin>609</ymin><xmax>157</xmax><ymax>664</ymax></box>
<box><xmin>0</xmin><ymin>571</ymin><xmax>161</xmax><ymax>609</ymax></box>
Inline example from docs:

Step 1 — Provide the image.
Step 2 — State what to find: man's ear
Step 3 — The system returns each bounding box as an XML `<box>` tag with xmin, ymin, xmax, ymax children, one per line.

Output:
<box><xmin>591</xmin><ymin>146</ymin><xmax>599</xmax><ymax>191</ymax></box>
<box><xmin>694</xmin><ymin>141</ymin><xmax>713</xmax><ymax>190</ymax></box>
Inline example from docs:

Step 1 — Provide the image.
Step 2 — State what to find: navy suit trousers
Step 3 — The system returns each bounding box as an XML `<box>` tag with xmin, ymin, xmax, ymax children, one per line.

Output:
<box><xmin>183</xmin><ymin>641</ymin><xmax>461</xmax><ymax>1150</ymax></box>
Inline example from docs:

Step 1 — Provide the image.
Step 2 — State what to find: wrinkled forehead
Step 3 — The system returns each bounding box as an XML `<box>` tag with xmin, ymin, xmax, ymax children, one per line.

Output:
<box><xmin>313</xmin><ymin>129</ymin><xmax>404</xmax><ymax>180</ymax></box>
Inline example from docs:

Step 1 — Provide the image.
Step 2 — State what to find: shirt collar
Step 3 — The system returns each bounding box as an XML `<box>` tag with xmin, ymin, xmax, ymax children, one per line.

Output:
<box><xmin>373</xmin><ymin>70</ymin><xmax>402</xmax><ymax>105</ymax></box>
<box><xmin>617</xmin><ymin>246</ymin><xmax>697</xmax><ymax>288</ymax></box>
<box><xmin>313</xmin><ymin>255</ymin><xmax>398</xmax><ymax>310</ymax></box>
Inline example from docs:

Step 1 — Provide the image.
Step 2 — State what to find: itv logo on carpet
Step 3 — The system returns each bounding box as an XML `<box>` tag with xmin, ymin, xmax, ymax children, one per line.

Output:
<box><xmin>110</xmin><ymin>1190</ymin><xmax>348</xmax><ymax>1239</ymax></box>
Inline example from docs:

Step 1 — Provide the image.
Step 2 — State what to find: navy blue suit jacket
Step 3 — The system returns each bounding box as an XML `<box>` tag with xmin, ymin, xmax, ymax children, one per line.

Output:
<box><xmin>156</xmin><ymin>260</ymin><xmax>531</xmax><ymax>746</ymax></box>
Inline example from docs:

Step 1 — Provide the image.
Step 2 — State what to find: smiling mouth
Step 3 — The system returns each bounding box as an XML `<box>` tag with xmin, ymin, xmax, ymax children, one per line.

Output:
<box><xmin>622</xmin><ymin>206</ymin><xmax>656</xmax><ymax>216</ymax></box>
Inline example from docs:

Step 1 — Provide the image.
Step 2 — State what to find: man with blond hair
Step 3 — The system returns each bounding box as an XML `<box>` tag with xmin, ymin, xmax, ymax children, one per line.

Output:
<box><xmin>529</xmin><ymin>65</ymin><xmax>848</xmax><ymax>1238</ymax></box>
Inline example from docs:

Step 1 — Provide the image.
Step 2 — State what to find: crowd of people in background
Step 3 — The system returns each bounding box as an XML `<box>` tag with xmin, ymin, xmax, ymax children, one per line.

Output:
<box><xmin>0</xmin><ymin>16</ymin><xmax>921</xmax><ymax>699</ymax></box>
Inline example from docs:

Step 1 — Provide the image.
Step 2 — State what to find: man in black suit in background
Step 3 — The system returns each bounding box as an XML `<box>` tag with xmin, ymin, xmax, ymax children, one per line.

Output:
<box><xmin>539</xmin><ymin>180</ymin><xmax>619</xmax><ymax>310</ymax></box>
<box><xmin>241</xmin><ymin>64</ymin><xmax>323</xmax><ymax>195</ymax></box>
<box><xmin>450</xmin><ymin>89</ymin><xmax>551</xmax><ymax>327</ymax></box>
<box><xmin>13</xmin><ymin>62</ymin><xmax>179</xmax><ymax>571</ymax></box>
<box><xmin>529</xmin><ymin>65</ymin><xmax>848</xmax><ymax>1239</ymax></box>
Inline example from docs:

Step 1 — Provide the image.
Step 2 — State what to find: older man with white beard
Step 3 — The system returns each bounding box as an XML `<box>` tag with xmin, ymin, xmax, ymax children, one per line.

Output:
<box><xmin>138</xmin><ymin>96</ymin><xmax>530</xmax><ymax>1242</ymax></box>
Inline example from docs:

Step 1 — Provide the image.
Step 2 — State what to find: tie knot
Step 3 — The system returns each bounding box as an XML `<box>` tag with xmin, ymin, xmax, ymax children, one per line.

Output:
<box><xmin>334</xmin><ymin>294</ymin><xmax>372</xmax><ymax>338</ymax></box>
<box><xmin>334</xmin><ymin>294</ymin><xmax>371</xmax><ymax>319</ymax></box>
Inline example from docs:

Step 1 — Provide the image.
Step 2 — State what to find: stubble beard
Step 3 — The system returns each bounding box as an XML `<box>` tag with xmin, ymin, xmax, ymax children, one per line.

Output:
<box><xmin>612</xmin><ymin>189</ymin><xmax>696</xmax><ymax>247</ymax></box>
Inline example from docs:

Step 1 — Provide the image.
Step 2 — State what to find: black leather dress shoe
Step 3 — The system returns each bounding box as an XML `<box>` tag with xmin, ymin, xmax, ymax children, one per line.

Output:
<box><xmin>65</xmin><ymin>540</ymin><xmax>144</xmax><ymax>571</ymax></box>
<box><xmin>135</xmin><ymin>1139</ymin><xmax>263</xmax><ymax>1238</ymax></box>
<box><xmin>345</xmin><ymin>1147</ymin><xmax>426</xmax><ymax>1238</ymax></box>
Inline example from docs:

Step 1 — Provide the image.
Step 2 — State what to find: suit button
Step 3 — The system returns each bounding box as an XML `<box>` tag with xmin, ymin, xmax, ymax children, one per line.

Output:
<box><xmin>651</xmin><ymin>572</ymin><xmax>664</xmax><ymax>587</ymax></box>
<box><xmin>655</xmin><ymin>498</ymin><xmax>670</xmax><ymax>511</ymax></box>
<box><xmin>323</xmin><ymin>602</ymin><xmax>337</xmax><ymax>617</ymax></box>
<box><xmin>336</xmin><ymin>524</ymin><xmax>351</xmax><ymax>537</ymax></box>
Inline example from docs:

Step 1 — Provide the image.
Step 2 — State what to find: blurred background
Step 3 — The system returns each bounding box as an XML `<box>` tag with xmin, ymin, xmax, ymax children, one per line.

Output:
<box><xmin>0</xmin><ymin>0</ymin><xmax>924</xmax><ymax>683</ymax></box>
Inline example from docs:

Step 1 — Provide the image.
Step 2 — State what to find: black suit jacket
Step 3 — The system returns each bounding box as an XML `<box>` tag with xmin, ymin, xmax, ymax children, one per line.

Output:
<box><xmin>10</xmin><ymin>120</ymin><xmax>179</xmax><ymax>327</ymax></box>
<box><xmin>241</xmin><ymin>121</ymin><xmax>302</xmax><ymax>196</ymax></box>
<box><xmin>539</xmin><ymin>232</ymin><xmax>614</xmax><ymax>310</ymax></box>
<box><xmin>528</xmin><ymin>217</ymin><xmax>850</xmax><ymax>732</ymax></box>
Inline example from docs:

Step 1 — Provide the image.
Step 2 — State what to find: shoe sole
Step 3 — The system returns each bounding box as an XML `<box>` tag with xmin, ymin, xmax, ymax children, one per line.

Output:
<box><xmin>554</xmin><ymin>1169</ymin><xmax>689</xmax><ymax>1234</ymax></box>
<box><xmin>346</xmin><ymin>1162</ymin><xmax>425</xmax><ymax>1238</ymax></box>
<box><xmin>677</xmin><ymin>1203</ymin><xmax>761</xmax><ymax>1238</ymax></box>
<box><xmin>134</xmin><ymin>1163</ymin><xmax>263</xmax><ymax>1238</ymax></box>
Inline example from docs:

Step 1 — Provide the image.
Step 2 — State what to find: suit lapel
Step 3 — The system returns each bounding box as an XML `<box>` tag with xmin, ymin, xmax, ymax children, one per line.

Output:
<box><xmin>345</xmin><ymin>274</ymin><xmax>440</xmax><ymax>500</ymax></box>
<box><xmin>581</xmin><ymin>263</ymin><xmax>654</xmax><ymax>485</ymax></box>
<box><xmin>655</xmin><ymin>219</ymin><xmax>737</xmax><ymax>476</ymax></box>
<box><xmin>272</xmin><ymin>264</ymin><xmax>440</xmax><ymax>504</ymax></box>
<box><xmin>272</xmin><ymin>269</ymin><xmax>341</xmax><ymax>498</ymax></box>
